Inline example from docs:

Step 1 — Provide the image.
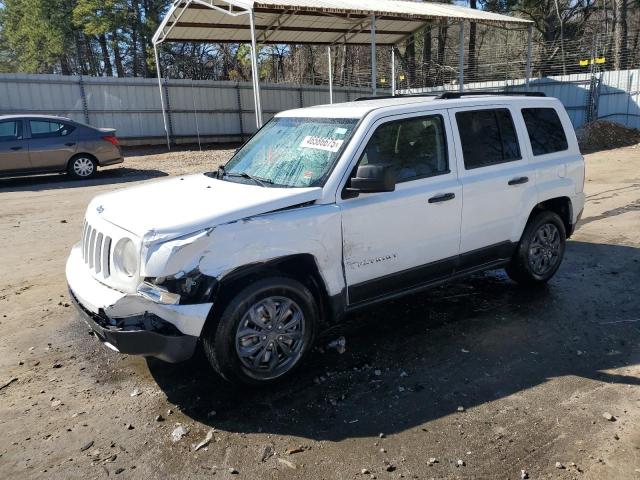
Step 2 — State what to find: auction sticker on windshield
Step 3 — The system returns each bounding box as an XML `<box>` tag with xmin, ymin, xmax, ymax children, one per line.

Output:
<box><xmin>300</xmin><ymin>135</ymin><xmax>344</xmax><ymax>152</ymax></box>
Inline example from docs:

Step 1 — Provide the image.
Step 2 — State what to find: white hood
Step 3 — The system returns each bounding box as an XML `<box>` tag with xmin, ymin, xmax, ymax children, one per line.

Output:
<box><xmin>88</xmin><ymin>174</ymin><xmax>323</xmax><ymax>240</ymax></box>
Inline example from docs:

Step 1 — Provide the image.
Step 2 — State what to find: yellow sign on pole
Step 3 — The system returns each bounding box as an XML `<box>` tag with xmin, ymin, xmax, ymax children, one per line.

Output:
<box><xmin>579</xmin><ymin>57</ymin><xmax>606</xmax><ymax>66</ymax></box>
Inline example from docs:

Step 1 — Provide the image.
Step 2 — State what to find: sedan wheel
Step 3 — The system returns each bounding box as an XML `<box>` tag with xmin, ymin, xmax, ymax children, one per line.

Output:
<box><xmin>68</xmin><ymin>156</ymin><xmax>96</xmax><ymax>179</ymax></box>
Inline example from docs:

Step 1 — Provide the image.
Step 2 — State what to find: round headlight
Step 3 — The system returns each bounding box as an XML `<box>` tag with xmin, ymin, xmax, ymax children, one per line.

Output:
<box><xmin>113</xmin><ymin>238</ymin><xmax>138</xmax><ymax>277</ymax></box>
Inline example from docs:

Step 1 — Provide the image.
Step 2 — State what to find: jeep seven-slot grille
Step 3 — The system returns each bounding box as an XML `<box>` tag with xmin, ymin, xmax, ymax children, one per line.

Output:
<box><xmin>81</xmin><ymin>220</ymin><xmax>112</xmax><ymax>278</ymax></box>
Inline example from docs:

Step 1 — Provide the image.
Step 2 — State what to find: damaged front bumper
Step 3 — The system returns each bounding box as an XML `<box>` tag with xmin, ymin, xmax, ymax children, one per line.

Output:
<box><xmin>66</xmin><ymin>243</ymin><xmax>213</xmax><ymax>363</ymax></box>
<box><xmin>68</xmin><ymin>289</ymin><xmax>198</xmax><ymax>362</ymax></box>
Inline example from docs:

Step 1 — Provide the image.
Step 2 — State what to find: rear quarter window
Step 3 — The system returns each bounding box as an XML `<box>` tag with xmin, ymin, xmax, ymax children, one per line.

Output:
<box><xmin>522</xmin><ymin>108</ymin><xmax>568</xmax><ymax>155</ymax></box>
<box><xmin>29</xmin><ymin>120</ymin><xmax>75</xmax><ymax>138</ymax></box>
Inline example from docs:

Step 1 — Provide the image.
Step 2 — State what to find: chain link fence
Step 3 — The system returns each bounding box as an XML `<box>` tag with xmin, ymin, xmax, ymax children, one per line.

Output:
<box><xmin>160</xmin><ymin>25</ymin><xmax>640</xmax><ymax>92</ymax></box>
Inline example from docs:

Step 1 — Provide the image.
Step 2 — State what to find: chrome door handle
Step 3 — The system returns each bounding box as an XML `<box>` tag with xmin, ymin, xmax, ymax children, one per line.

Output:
<box><xmin>428</xmin><ymin>192</ymin><xmax>456</xmax><ymax>203</ymax></box>
<box><xmin>508</xmin><ymin>176</ymin><xmax>529</xmax><ymax>186</ymax></box>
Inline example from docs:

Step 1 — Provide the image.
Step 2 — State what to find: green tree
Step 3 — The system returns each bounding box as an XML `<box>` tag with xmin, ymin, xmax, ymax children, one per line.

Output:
<box><xmin>73</xmin><ymin>0</ymin><xmax>129</xmax><ymax>76</ymax></box>
<box><xmin>0</xmin><ymin>0</ymin><xmax>76</xmax><ymax>74</ymax></box>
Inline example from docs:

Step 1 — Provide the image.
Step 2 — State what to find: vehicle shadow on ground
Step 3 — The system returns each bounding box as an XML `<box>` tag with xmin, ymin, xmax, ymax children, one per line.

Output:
<box><xmin>0</xmin><ymin>167</ymin><xmax>168</xmax><ymax>193</ymax></box>
<box><xmin>147</xmin><ymin>240</ymin><xmax>640</xmax><ymax>441</ymax></box>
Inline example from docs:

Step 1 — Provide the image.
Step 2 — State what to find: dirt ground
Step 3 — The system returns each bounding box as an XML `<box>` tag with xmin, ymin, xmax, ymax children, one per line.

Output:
<box><xmin>0</xmin><ymin>143</ymin><xmax>639</xmax><ymax>480</ymax></box>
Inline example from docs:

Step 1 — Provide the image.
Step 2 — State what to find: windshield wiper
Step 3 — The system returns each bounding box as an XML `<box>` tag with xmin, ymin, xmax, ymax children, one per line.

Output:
<box><xmin>203</xmin><ymin>164</ymin><xmax>226</xmax><ymax>179</ymax></box>
<box><xmin>213</xmin><ymin>164</ymin><xmax>273</xmax><ymax>187</ymax></box>
<box><xmin>223</xmin><ymin>171</ymin><xmax>271</xmax><ymax>187</ymax></box>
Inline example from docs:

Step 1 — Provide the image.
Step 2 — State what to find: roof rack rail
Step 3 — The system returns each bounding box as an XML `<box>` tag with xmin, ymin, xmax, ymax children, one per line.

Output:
<box><xmin>354</xmin><ymin>93</ymin><xmax>439</xmax><ymax>101</ymax></box>
<box><xmin>354</xmin><ymin>95</ymin><xmax>393</xmax><ymax>101</ymax></box>
<box><xmin>354</xmin><ymin>91</ymin><xmax>545</xmax><ymax>102</ymax></box>
<box><xmin>436</xmin><ymin>91</ymin><xmax>546</xmax><ymax>99</ymax></box>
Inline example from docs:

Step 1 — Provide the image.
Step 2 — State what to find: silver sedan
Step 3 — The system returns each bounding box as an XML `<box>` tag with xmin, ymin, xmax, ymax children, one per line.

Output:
<box><xmin>0</xmin><ymin>115</ymin><xmax>123</xmax><ymax>179</ymax></box>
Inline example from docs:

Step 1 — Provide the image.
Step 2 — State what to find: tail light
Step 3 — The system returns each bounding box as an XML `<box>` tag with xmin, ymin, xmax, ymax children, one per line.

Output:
<box><xmin>102</xmin><ymin>135</ymin><xmax>119</xmax><ymax>145</ymax></box>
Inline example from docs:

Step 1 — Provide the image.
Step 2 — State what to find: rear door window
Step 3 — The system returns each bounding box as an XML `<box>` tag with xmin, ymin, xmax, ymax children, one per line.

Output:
<box><xmin>0</xmin><ymin>121</ymin><xmax>22</xmax><ymax>141</ymax></box>
<box><xmin>29</xmin><ymin>121</ymin><xmax>75</xmax><ymax>138</ymax></box>
<box><xmin>522</xmin><ymin>108</ymin><xmax>568</xmax><ymax>155</ymax></box>
<box><xmin>455</xmin><ymin>108</ymin><xmax>521</xmax><ymax>169</ymax></box>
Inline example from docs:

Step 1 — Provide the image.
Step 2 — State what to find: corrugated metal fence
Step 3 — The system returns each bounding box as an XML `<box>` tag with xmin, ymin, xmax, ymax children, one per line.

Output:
<box><xmin>0</xmin><ymin>73</ymin><xmax>377</xmax><ymax>145</ymax></box>
<box><xmin>1</xmin><ymin>70</ymin><xmax>638</xmax><ymax>146</ymax></box>
<box><xmin>596</xmin><ymin>69</ymin><xmax>640</xmax><ymax>129</ymax></box>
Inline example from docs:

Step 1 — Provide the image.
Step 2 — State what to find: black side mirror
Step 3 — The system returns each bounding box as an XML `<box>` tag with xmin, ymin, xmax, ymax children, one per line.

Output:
<box><xmin>346</xmin><ymin>164</ymin><xmax>396</xmax><ymax>197</ymax></box>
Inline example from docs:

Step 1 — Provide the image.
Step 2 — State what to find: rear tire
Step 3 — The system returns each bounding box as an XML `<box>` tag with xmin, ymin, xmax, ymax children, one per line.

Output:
<box><xmin>202</xmin><ymin>276</ymin><xmax>318</xmax><ymax>386</ymax></box>
<box><xmin>506</xmin><ymin>211</ymin><xmax>566</xmax><ymax>285</ymax></box>
<box><xmin>67</xmin><ymin>155</ymin><xmax>97</xmax><ymax>179</ymax></box>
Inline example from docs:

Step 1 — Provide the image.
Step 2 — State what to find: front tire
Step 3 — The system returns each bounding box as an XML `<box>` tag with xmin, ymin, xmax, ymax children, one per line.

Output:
<box><xmin>202</xmin><ymin>276</ymin><xmax>318</xmax><ymax>386</ymax></box>
<box><xmin>506</xmin><ymin>211</ymin><xmax>566</xmax><ymax>285</ymax></box>
<box><xmin>67</xmin><ymin>155</ymin><xmax>97</xmax><ymax>179</ymax></box>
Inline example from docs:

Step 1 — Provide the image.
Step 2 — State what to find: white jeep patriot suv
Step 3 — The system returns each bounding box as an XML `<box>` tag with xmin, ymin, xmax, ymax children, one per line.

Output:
<box><xmin>66</xmin><ymin>92</ymin><xmax>585</xmax><ymax>385</ymax></box>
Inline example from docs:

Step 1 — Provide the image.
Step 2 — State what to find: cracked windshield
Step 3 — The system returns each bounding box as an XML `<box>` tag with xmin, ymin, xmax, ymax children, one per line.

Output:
<box><xmin>223</xmin><ymin>117</ymin><xmax>358</xmax><ymax>187</ymax></box>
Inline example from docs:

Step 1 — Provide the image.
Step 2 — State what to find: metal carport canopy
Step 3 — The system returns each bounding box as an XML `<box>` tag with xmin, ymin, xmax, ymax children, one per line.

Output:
<box><xmin>155</xmin><ymin>0</ymin><xmax>531</xmax><ymax>45</ymax></box>
<box><xmin>153</xmin><ymin>0</ymin><xmax>532</xmax><ymax>146</ymax></box>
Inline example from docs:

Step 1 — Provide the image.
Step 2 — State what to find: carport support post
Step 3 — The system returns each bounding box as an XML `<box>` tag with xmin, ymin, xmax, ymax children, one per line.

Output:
<box><xmin>371</xmin><ymin>14</ymin><xmax>377</xmax><ymax>96</ymax></box>
<box><xmin>525</xmin><ymin>24</ymin><xmax>533</xmax><ymax>89</ymax></box>
<box><xmin>249</xmin><ymin>10</ymin><xmax>263</xmax><ymax>128</ymax></box>
<box><xmin>78</xmin><ymin>76</ymin><xmax>90</xmax><ymax>124</ymax></box>
<box><xmin>327</xmin><ymin>46</ymin><xmax>333</xmax><ymax>104</ymax></box>
<box><xmin>154</xmin><ymin>44</ymin><xmax>171</xmax><ymax>150</ymax></box>
<box><xmin>458</xmin><ymin>22</ymin><xmax>465</xmax><ymax>92</ymax></box>
<box><xmin>391</xmin><ymin>46</ymin><xmax>396</xmax><ymax>96</ymax></box>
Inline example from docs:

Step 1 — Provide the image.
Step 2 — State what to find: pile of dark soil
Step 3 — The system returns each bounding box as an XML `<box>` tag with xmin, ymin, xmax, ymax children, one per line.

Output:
<box><xmin>577</xmin><ymin>120</ymin><xmax>640</xmax><ymax>152</ymax></box>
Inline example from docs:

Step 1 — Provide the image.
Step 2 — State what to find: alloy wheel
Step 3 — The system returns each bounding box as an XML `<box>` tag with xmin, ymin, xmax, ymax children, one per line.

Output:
<box><xmin>528</xmin><ymin>223</ymin><xmax>561</xmax><ymax>276</ymax></box>
<box><xmin>235</xmin><ymin>296</ymin><xmax>306</xmax><ymax>379</ymax></box>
